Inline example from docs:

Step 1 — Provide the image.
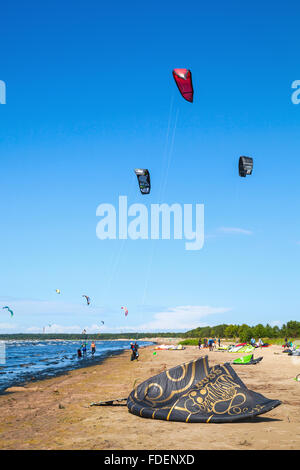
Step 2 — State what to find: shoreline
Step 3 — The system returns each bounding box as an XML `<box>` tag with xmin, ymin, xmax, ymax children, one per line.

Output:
<box><xmin>0</xmin><ymin>339</ymin><xmax>155</xmax><ymax>394</ymax></box>
<box><xmin>0</xmin><ymin>341</ymin><xmax>300</xmax><ymax>450</ymax></box>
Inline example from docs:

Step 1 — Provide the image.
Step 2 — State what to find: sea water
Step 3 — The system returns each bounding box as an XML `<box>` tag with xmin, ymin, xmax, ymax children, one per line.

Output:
<box><xmin>0</xmin><ymin>339</ymin><xmax>152</xmax><ymax>393</ymax></box>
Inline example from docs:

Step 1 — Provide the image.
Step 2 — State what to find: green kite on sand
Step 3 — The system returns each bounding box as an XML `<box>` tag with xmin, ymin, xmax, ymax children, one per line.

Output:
<box><xmin>233</xmin><ymin>354</ymin><xmax>263</xmax><ymax>365</ymax></box>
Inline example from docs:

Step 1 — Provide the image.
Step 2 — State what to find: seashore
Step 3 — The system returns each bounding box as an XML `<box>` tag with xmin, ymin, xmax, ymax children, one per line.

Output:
<box><xmin>0</xmin><ymin>340</ymin><xmax>299</xmax><ymax>450</ymax></box>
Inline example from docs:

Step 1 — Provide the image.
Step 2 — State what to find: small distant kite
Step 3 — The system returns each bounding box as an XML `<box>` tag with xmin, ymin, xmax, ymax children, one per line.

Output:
<box><xmin>101</xmin><ymin>321</ymin><xmax>104</xmax><ymax>325</ymax></box>
<box><xmin>172</xmin><ymin>68</ymin><xmax>194</xmax><ymax>103</ymax></box>
<box><xmin>55</xmin><ymin>289</ymin><xmax>61</xmax><ymax>294</ymax></box>
<box><xmin>82</xmin><ymin>295</ymin><xmax>91</xmax><ymax>306</ymax></box>
<box><xmin>134</xmin><ymin>169</ymin><xmax>151</xmax><ymax>195</ymax></box>
<box><xmin>2</xmin><ymin>306</ymin><xmax>13</xmax><ymax>317</ymax></box>
<box><xmin>239</xmin><ymin>156</ymin><xmax>253</xmax><ymax>177</ymax></box>
<box><xmin>121</xmin><ymin>306</ymin><xmax>128</xmax><ymax>317</ymax></box>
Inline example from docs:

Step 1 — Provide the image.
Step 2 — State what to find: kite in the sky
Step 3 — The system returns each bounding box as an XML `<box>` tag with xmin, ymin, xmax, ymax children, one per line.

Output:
<box><xmin>239</xmin><ymin>156</ymin><xmax>253</xmax><ymax>177</ymax></box>
<box><xmin>172</xmin><ymin>69</ymin><xmax>194</xmax><ymax>102</ymax></box>
<box><xmin>82</xmin><ymin>295</ymin><xmax>91</xmax><ymax>306</ymax></box>
<box><xmin>121</xmin><ymin>306</ymin><xmax>128</xmax><ymax>317</ymax></box>
<box><xmin>2</xmin><ymin>306</ymin><xmax>13</xmax><ymax>317</ymax></box>
<box><xmin>55</xmin><ymin>289</ymin><xmax>61</xmax><ymax>294</ymax></box>
<box><xmin>134</xmin><ymin>169</ymin><xmax>151</xmax><ymax>195</ymax></box>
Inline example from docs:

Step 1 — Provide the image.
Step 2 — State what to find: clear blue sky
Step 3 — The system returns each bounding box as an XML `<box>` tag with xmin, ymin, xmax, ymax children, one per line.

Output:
<box><xmin>1</xmin><ymin>0</ymin><xmax>300</xmax><ymax>333</ymax></box>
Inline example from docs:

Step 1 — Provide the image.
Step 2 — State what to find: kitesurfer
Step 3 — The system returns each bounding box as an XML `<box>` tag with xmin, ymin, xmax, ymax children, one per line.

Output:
<box><xmin>91</xmin><ymin>341</ymin><xmax>96</xmax><ymax>355</ymax></box>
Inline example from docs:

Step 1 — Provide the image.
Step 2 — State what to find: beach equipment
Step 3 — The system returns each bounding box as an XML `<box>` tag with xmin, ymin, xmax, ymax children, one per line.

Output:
<box><xmin>154</xmin><ymin>344</ymin><xmax>185</xmax><ymax>350</ymax></box>
<box><xmin>172</xmin><ymin>69</ymin><xmax>194</xmax><ymax>102</ymax></box>
<box><xmin>127</xmin><ymin>356</ymin><xmax>281</xmax><ymax>423</ymax></box>
<box><xmin>232</xmin><ymin>354</ymin><xmax>263</xmax><ymax>365</ymax></box>
<box><xmin>91</xmin><ymin>398</ymin><xmax>127</xmax><ymax>406</ymax></box>
<box><xmin>228</xmin><ymin>344</ymin><xmax>254</xmax><ymax>353</ymax></box>
<box><xmin>134</xmin><ymin>169</ymin><xmax>151</xmax><ymax>195</ymax></box>
<box><xmin>288</xmin><ymin>349</ymin><xmax>300</xmax><ymax>356</ymax></box>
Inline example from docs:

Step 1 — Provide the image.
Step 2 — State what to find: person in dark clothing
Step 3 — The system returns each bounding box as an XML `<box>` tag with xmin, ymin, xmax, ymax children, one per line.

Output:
<box><xmin>130</xmin><ymin>342</ymin><xmax>139</xmax><ymax>361</ymax></box>
<box><xmin>198</xmin><ymin>338</ymin><xmax>202</xmax><ymax>349</ymax></box>
<box><xmin>77</xmin><ymin>348</ymin><xmax>82</xmax><ymax>358</ymax></box>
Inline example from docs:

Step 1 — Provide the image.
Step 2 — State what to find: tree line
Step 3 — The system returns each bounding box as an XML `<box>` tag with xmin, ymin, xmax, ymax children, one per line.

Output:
<box><xmin>0</xmin><ymin>321</ymin><xmax>299</xmax><ymax>342</ymax></box>
<box><xmin>183</xmin><ymin>320</ymin><xmax>300</xmax><ymax>343</ymax></box>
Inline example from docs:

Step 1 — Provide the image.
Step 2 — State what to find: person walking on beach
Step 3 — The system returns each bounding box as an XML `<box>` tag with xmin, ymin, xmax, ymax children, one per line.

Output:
<box><xmin>218</xmin><ymin>338</ymin><xmax>221</xmax><ymax>348</ymax></box>
<box><xmin>91</xmin><ymin>341</ymin><xmax>96</xmax><ymax>356</ymax></box>
<box><xmin>130</xmin><ymin>342</ymin><xmax>139</xmax><ymax>361</ymax></box>
<box><xmin>198</xmin><ymin>338</ymin><xmax>202</xmax><ymax>349</ymax></box>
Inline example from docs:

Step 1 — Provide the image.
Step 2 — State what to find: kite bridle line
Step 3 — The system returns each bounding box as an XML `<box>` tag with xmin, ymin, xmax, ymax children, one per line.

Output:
<box><xmin>140</xmin><ymin>98</ymin><xmax>180</xmax><ymax>324</ymax></box>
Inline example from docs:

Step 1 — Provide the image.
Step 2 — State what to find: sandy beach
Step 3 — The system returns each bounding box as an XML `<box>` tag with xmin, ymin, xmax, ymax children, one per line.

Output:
<box><xmin>0</xmin><ymin>340</ymin><xmax>299</xmax><ymax>450</ymax></box>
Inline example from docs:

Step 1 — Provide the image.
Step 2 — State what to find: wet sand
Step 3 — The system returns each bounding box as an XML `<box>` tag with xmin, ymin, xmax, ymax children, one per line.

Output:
<box><xmin>0</xmin><ymin>339</ymin><xmax>299</xmax><ymax>450</ymax></box>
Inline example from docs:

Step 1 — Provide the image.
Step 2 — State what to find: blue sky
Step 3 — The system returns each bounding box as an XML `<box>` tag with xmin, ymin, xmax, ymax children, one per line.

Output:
<box><xmin>1</xmin><ymin>0</ymin><xmax>300</xmax><ymax>333</ymax></box>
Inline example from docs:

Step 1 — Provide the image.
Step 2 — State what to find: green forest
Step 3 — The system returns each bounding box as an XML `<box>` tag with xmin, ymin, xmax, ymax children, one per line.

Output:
<box><xmin>0</xmin><ymin>320</ymin><xmax>299</xmax><ymax>343</ymax></box>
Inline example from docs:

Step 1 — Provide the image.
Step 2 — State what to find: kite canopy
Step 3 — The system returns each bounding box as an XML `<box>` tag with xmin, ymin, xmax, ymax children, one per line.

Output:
<box><xmin>82</xmin><ymin>295</ymin><xmax>91</xmax><ymax>305</ymax></box>
<box><xmin>134</xmin><ymin>169</ymin><xmax>151</xmax><ymax>195</ymax></box>
<box><xmin>239</xmin><ymin>156</ymin><xmax>253</xmax><ymax>177</ymax></box>
<box><xmin>127</xmin><ymin>356</ymin><xmax>281</xmax><ymax>423</ymax></box>
<box><xmin>2</xmin><ymin>306</ymin><xmax>13</xmax><ymax>317</ymax></box>
<box><xmin>55</xmin><ymin>289</ymin><xmax>61</xmax><ymax>294</ymax></box>
<box><xmin>228</xmin><ymin>344</ymin><xmax>254</xmax><ymax>353</ymax></box>
<box><xmin>288</xmin><ymin>349</ymin><xmax>300</xmax><ymax>356</ymax></box>
<box><xmin>233</xmin><ymin>354</ymin><xmax>263</xmax><ymax>365</ymax></box>
<box><xmin>172</xmin><ymin>69</ymin><xmax>193</xmax><ymax>103</ymax></box>
<box><xmin>121</xmin><ymin>306</ymin><xmax>128</xmax><ymax>317</ymax></box>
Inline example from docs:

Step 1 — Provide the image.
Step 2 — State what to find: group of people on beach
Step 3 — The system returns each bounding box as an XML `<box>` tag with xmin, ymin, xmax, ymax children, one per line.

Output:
<box><xmin>77</xmin><ymin>341</ymin><xmax>96</xmax><ymax>358</ymax></box>
<box><xmin>198</xmin><ymin>338</ymin><xmax>221</xmax><ymax>351</ymax></box>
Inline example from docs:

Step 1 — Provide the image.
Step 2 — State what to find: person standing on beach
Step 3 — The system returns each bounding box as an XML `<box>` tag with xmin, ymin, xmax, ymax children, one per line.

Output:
<box><xmin>198</xmin><ymin>338</ymin><xmax>202</xmax><ymax>349</ymax></box>
<box><xmin>91</xmin><ymin>341</ymin><xmax>96</xmax><ymax>356</ymax></box>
